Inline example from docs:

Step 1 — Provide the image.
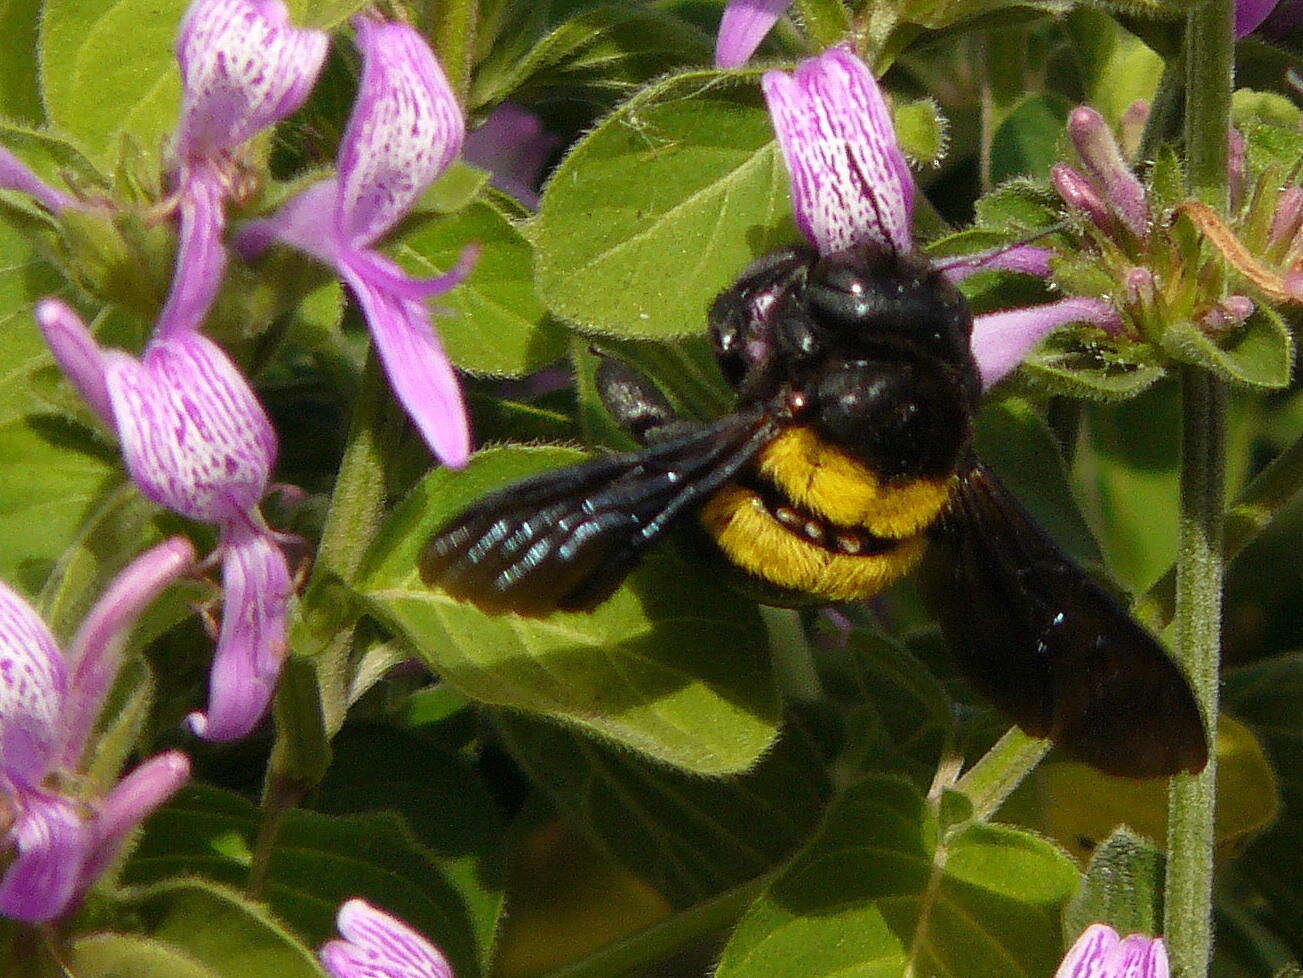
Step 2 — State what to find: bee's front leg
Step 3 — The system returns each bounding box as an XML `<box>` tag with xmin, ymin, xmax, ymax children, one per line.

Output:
<box><xmin>593</xmin><ymin>354</ymin><xmax>686</xmax><ymax>446</ymax></box>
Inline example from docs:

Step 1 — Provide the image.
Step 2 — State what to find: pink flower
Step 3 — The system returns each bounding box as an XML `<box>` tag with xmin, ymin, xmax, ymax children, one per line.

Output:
<box><xmin>716</xmin><ymin>0</ymin><xmax>793</xmax><ymax>68</ymax></box>
<box><xmin>320</xmin><ymin>899</ymin><xmax>454</xmax><ymax>978</ymax></box>
<box><xmin>0</xmin><ymin>542</ymin><xmax>194</xmax><ymax>922</ymax></box>
<box><xmin>37</xmin><ymin>300</ymin><xmax>291</xmax><ymax>742</ymax></box>
<box><xmin>1056</xmin><ymin>924</ymin><xmax>1169</xmax><ymax>978</ymax></box>
<box><xmin>159</xmin><ymin>0</ymin><xmax>328</xmax><ymax>339</ymax></box>
<box><xmin>238</xmin><ymin>18</ymin><xmax>477</xmax><ymax>467</ymax></box>
<box><xmin>761</xmin><ymin>47</ymin><xmax>1113</xmax><ymax>388</ymax></box>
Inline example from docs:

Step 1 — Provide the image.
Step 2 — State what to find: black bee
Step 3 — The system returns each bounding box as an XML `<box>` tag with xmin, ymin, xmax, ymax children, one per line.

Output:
<box><xmin>423</xmin><ymin>243</ymin><xmax>1209</xmax><ymax>779</ymax></box>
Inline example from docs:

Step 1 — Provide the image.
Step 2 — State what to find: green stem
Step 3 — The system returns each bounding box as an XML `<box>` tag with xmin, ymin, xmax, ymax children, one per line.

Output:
<box><xmin>955</xmin><ymin>727</ymin><xmax>1052</xmax><ymax>821</ymax></box>
<box><xmin>1165</xmin><ymin>3</ymin><xmax>1232</xmax><ymax>972</ymax></box>
<box><xmin>539</xmin><ymin>878</ymin><xmax>769</xmax><ymax>978</ymax></box>
<box><xmin>1164</xmin><ymin>368</ymin><xmax>1226</xmax><ymax>978</ymax></box>
<box><xmin>1135</xmin><ymin>429</ymin><xmax>1303</xmax><ymax>629</ymax></box>
<box><xmin>977</xmin><ymin>28</ymin><xmax>1027</xmax><ymax>192</ymax></box>
<box><xmin>428</xmin><ymin>0</ymin><xmax>479</xmax><ymax>105</ymax></box>
<box><xmin>1137</xmin><ymin>54</ymin><xmax>1186</xmax><ymax>170</ymax></box>
<box><xmin>246</xmin><ymin>774</ymin><xmax>306</xmax><ymax>899</ymax></box>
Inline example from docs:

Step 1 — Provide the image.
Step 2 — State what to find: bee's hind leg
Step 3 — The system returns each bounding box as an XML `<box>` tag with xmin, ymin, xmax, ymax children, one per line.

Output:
<box><xmin>593</xmin><ymin>353</ymin><xmax>690</xmax><ymax>446</ymax></box>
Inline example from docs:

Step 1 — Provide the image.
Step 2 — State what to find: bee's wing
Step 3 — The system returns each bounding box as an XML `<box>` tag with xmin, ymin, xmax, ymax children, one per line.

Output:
<box><xmin>920</xmin><ymin>462</ymin><xmax>1209</xmax><ymax>778</ymax></box>
<box><xmin>422</xmin><ymin>412</ymin><xmax>778</xmax><ymax>617</ymax></box>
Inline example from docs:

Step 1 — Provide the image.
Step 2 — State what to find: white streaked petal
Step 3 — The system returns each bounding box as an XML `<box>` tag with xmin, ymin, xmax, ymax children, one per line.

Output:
<box><xmin>321</xmin><ymin>899</ymin><xmax>453</xmax><ymax>978</ymax></box>
<box><xmin>176</xmin><ymin>0</ymin><xmax>329</xmax><ymax>159</ymax></box>
<box><xmin>104</xmin><ymin>333</ymin><xmax>276</xmax><ymax>525</ymax></box>
<box><xmin>337</xmin><ymin>18</ymin><xmax>464</xmax><ymax>247</ymax></box>
<box><xmin>0</xmin><ymin>583</ymin><xmax>67</xmax><ymax>789</ymax></box>
<box><xmin>1056</xmin><ymin>925</ymin><xmax>1123</xmax><ymax>978</ymax></box>
<box><xmin>763</xmin><ymin>46</ymin><xmax>914</xmax><ymax>256</ymax></box>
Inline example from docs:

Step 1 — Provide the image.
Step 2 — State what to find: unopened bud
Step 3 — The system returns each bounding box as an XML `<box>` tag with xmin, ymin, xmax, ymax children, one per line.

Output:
<box><xmin>1201</xmin><ymin>294</ymin><xmax>1255</xmax><ymax>330</ymax></box>
<box><xmin>1118</xmin><ymin>99</ymin><xmax>1150</xmax><ymax>161</ymax></box>
<box><xmin>1052</xmin><ymin>164</ymin><xmax>1112</xmax><ymax>231</ymax></box>
<box><xmin>1068</xmin><ymin>106</ymin><xmax>1150</xmax><ymax>238</ymax></box>
<box><xmin>1228</xmin><ymin>129</ymin><xmax>1247</xmax><ymax>211</ymax></box>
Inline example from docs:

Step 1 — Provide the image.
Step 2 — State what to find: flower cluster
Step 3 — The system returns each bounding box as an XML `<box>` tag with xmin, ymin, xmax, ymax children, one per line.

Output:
<box><xmin>1050</xmin><ymin>103</ymin><xmax>1301</xmax><ymax>349</ymax></box>
<box><xmin>1</xmin><ymin>0</ymin><xmax>479</xmax><ymax>922</ymax></box>
<box><xmin>1</xmin><ymin>541</ymin><xmax>193</xmax><ymax>922</ymax></box>
<box><xmin>1</xmin><ymin>0</ymin><xmax>477</xmax><ymax>748</ymax></box>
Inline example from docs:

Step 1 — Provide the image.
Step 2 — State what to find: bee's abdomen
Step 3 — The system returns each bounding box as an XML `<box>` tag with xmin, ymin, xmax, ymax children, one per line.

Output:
<box><xmin>755</xmin><ymin>427</ymin><xmax>954</xmax><ymax>537</ymax></box>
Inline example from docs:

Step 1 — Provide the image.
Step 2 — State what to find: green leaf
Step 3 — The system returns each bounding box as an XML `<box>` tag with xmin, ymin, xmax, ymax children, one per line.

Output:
<box><xmin>393</xmin><ymin>196</ymin><xmax>566</xmax><ymax>377</ymax></box>
<box><xmin>472</xmin><ymin>3</ymin><xmax>714</xmax><ymax>111</ymax></box>
<box><xmin>74</xmin><ymin>881</ymin><xmax>322</xmax><ymax>978</ymax></box>
<box><xmin>0</xmin><ymin>2</ymin><xmax>43</xmax><ymax>123</ymax></box>
<box><xmin>126</xmin><ymin>781</ymin><xmax>498</xmax><ymax>977</ymax></box>
<box><xmin>1063</xmin><ymin>826</ymin><xmax>1165</xmax><ymax>939</ymax></box>
<box><xmin>0</xmin><ymin>415</ymin><xmax>123</xmax><ymax>594</ymax></box>
<box><xmin>974</xmin><ymin>398</ymin><xmax>1102</xmax><ymax>566</ymax></box>
<box><xmin>358</xmin><ymin>445</ymin><xmax>781</xmax><ymax>774</ymax></box>
<box><xmin>316</xmin><ymin>725</ymin><xmax>506</xmax><ymax>973</ymax></box>
<box><xmin>894</xmin><ymin>98</ymin><xmax>949</xmax><ymax>168</ymax></box>
<box><xmin>715</xmin><ymin>774</ymin><xmax>1080</xmax><ymax>978</ymax></box>
<box><xmin>1021</xmin><ymin>327</ymin><xmax>1167</xmax><ymax>402</ymax></box>
<box><xmin>814</xmin><ymin>629</ymin><xmax>956</xmax><ymax>787</ymax></box>
<box><xmin>990</xmin><ymin>93</ymin><xmax>1070</xmax><ymax>184</ymax></box>
<box><xmin>496</xmin><ymin>710</ymin><xmax>832</xmax><ymax>906</ymax></box>
<box><xmin>1159</xmin><ymin>310</ymin><xmax>1294</xmax><ymax>390</ymax></box>
<box><xmin>40</xmin><ymin>0</ymin><xmax>355</xmax><ymax>162</ymax></box>
<box><xmin>533</xmin><ymin>69</ymin><xmax>796</xmax><ymax>340</ymax></box>
<box><xmin>999</xmin><ymin>715</ymin><xmax>1280</xmax><ymax>863</ymax></box>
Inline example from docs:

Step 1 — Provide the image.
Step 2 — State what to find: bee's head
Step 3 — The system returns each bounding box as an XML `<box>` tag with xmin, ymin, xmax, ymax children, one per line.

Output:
<box><xmin>803</xmin><ymin>248</ymin><xmax>974</xmax><ymax>368</ymax></box>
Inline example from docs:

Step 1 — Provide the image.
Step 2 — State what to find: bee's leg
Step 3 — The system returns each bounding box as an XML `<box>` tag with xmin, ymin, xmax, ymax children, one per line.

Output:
<box><xmin>709</xmin><ymin>246</ymin><xmax>814</xmax><ymax>386</ymax></box>
<box><xmin>594</xmin><ymin>354</ymin><xmax>687</xmax><ymax>446</ymax></box>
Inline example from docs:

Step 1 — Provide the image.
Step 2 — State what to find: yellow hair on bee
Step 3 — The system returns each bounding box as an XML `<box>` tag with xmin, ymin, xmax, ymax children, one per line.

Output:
<box><xmin>756</xmin><ymin>427</ymin><xmax>954</xmax><ymax>538</ymax></box>
<box><xmin>699</xmin><ymin>487</ymin><xmax>925</xmax><ymax>601</ymax></box>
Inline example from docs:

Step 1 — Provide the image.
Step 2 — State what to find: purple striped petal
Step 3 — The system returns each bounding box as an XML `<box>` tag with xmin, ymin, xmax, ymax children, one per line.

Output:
<box><xmin>186</xmin><ymin>524</ymin><xmax>290</xmax><ymax>741</ymax></box>
<box><xmin>0</xmin><ymin>146</ymin><xmax>73</xmax><ymax>213</ymax></box>
<box><xmin>463</xmin><ymin>103</ymin><xmax>559</xmax><ymax>209</ymax></box>
<box><xmin>321</xmin><ymin>899</ymin><xmax>454</xmax><ymax>978</ymax></box>
<box><xmin>337</xmin><ymin>18</ymin><xmax>464</xmax><ymax>248</ymax></box>
<box><xmin>0</xmin><ymin>792</ymin><xmax>87</xmax><ymax>923</ymax></box>
<box><xmin>1109</xmin><ymin>934</ymin><xmax>1169</xmax><ymax>978</ymax></box>
<box><xmin>104</xmin><ymin>332</ymin><xmax>276</xmax><ymax>525</ymax></box>
<box><xmin>0</xmin><ymin>584</ymin><xmax>67</xmax><ymax>790</ymax></box>
<box><xmin>59</xmin><ymin>539</ymin><xmax>196</xmax><ymax>769</ymax></box>
<box><xmin>34</xmin><ymin>299</ymin><xmax>115</xmax><ymax>428</ymax></box>
<box><xmin>971</xmin><ymin>297</ymin><xmax>1123</xmax><ymax>389</ymax></box>
<box><xmin>156</xmin><ymin>166</ymin><xmax>229</xmax><ymax>339</ymax></box>
<box><xmin>716</xmin><ymin>0</ymin><xmax>793</xmax><ymax>68</ymax></box>
<box><xmin>346</xmin><ymin>244</ymin><xmax>477</xmax><ymax>301</ymax></box>
<box><xmin>1067</xmin><ymin>107</ymin><xmax>1149</xmax><ymax>239</ymax></box>
<box><xmin>1056</xmin><ymin>924</ymin><xmax>1122</xmax><ymax>978</ymax></box>
<box><xmin>342</xmin><ymin>258</ymin><xmax>470</xmax><ymax>467</ymax></box>
<box><xmin>936</xmin><ymin>244</ymin><xmax>1054</xmax><ymax>283</ymax></box>
<box><xmin>175</xmin><ymin>0</ymin><xmax>328</xmax><ymax>160</ymax></box>
<box><xmin>78</xmin><ymin>751</ymin><xmax>190</xmax><ymax>890</ymax></box>
<box><xmin>763</xmin><ymin>47</ymin><xmax>915</xmax><ymax>256</ymax></box>
<box><xmin>1236</xmin><ymin>0</ymin><xmax>1281</xmax><ymax>35</ymax></box>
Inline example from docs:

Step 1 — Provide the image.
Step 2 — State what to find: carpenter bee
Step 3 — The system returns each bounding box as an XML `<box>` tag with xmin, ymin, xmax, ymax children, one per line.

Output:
<box><xmin>423</xmin><ymin>243</ymin><xmax>1209</xmax><ymax>779</ymax></box>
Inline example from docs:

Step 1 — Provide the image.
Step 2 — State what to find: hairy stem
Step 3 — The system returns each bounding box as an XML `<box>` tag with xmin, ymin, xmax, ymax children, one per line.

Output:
<box><xmin>955</xmin><ymin>727</ymin><xmax>1052</xmax><ymax>821</ymax></box>
<box><xmin>1165</xmin><ymin>366</ymin><xmax>1227</xmax><ymax>978</ymax></box>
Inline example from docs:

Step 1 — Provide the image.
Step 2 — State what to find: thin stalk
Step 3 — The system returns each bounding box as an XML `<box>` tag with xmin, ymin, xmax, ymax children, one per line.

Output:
<box><xmin>1165</xmin><ymin>367</ymin><xmax>1226</xmax><ymax>978</ymax></box>
<box><xmin>1137</xmin><ymin>54</ymin><xmax>1186</xmax><ymax>170</ymax></box>
<box><xmin>1165</xmin><ymin>1</ymin><xmax>1232</xmax><ymax>973</ymax></box>
<box><xmin>539</xmin><ymin>877</ymin><xmax>769</xmax><ymax>978</ymax></box>
<box><xmin>955</xmin><ymin>727</ymin><xmax>1052</xmax><ymax>821</ymax></box>
<box><xmin>977</xmin><ymin>28</ymin><xmax>1027</xmax><ymax>192</ymax></box>
<box><xmin>247</xmin><ymin>774</ymin><xmax>306</xmax><ymax>898</ymax></box>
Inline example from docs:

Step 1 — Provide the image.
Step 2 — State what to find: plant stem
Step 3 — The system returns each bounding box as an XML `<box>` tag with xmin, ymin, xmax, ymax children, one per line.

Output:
<box><xmin>1165</xmin><ymin>2</ymin><xmax>1231</xmax><ymax>973</ymax></box>
<box><xmin>954</xmin><ymin>727</ymin><xmax>1052</xmax><ymax>821</ymax></box>
<box><xmin>1135</xmin><ymin>429</ymin><xmax>1303</xmax><ymax>629</ymax></box>
<box><xmin>247</xmin><ymin>773</ymin><xmax>306</xmax><ymax>898</ymax></box>
<box><xmin>540</xmin><ymin>877</ymin><xmax>769</xmax><ymax>978</ymax></box>
<box><xmin>1137</xmin><ymin>54</ymin><xmax>1186</xmax><ymax>170</ymax></box>
<box><xmin>1165</xmin><ymin>367</ymin><xmax>1226</xmax><ymax>978</ymax></box>
<box><xmin>428</xmin><ymin>0</ymin><xmax>479</xmax><ymax>105</ymax></box>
